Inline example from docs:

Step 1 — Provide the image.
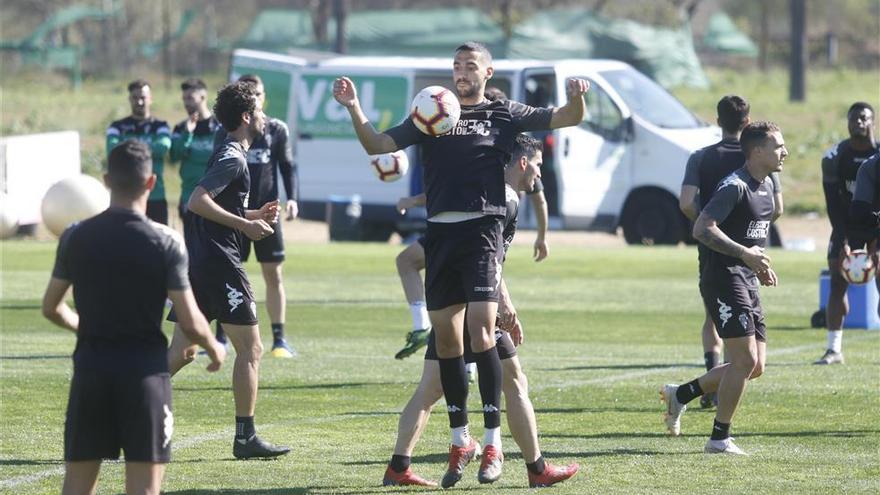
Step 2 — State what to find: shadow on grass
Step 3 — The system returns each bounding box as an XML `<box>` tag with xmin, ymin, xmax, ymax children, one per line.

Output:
<box><xmin>175</xmin><ymin>382</ymin><xmax>401</xmax><ymax>392</ymax></box>
<box><xmin>534</xmin><ymin>406</ymin><xmax>659</xmax><ymax>414</ymax></box>
<box><xmin>540</xmin><ymin>363</ymin><xmax>703</xmax><ymax>372</ymax></box>
<box><xmin>0</xmin><ymin>354</ymin><xmax>68</xmax><ymax>360</ymax></box>
<box><xmin>0</xmin><ymin>459</ymin><xmax>63</xmax><ymax>466</ymax></box>
<box><xmin>543</xmin><ymin>429</ymin><xmax>880</xmax><ymax>440</ymax></box>
<box><xmin>167</xmin><ymin>487</ymin><xmax>475</xmax><ymax>494</ymax></box>
<box><xmin>343</xmin><ymin>448</ymin><xmax>680</xmax><ymax>468</ymax></box>
<box><xmin>0</xmin><ymin>303</ymin><xmax>41</xmax><ymax>310</ymax></box>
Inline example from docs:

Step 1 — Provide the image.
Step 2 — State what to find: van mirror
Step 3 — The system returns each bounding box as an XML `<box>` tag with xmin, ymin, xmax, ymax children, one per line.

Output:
<box><xmin>619</xmin><ymin>117</ymin><xmax>635</xmax><ymax>142</ymax></box>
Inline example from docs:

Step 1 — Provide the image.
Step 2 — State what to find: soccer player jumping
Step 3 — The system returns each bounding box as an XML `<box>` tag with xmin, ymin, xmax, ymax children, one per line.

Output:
<box><xmin>334</xmin><ymin>42</ymin><xmax>587</xmax><ymax>487</ymax></box>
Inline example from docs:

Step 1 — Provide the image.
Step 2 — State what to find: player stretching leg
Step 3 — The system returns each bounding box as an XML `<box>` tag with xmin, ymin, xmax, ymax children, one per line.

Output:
<box><xmin>166</xmin><ymin>81</ymin><xmax>290</xmax><ymax>459</ymax></box>
<box><xmin>661</xmin><ymin>122</ymin><xmax>787</xmax><ymax>455</ymax></box>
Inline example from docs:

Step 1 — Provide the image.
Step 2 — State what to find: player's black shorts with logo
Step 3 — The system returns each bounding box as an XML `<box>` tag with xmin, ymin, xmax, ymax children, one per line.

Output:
<box><xmin>424</xmin><ymin>328</ymin><xmax>517</xmax><ymax>362</ymax></box>
<box><xmin>424</xmin><ymin>215</ymin><xmax>505</xmax><ymax>310</ymax></box>
<box><xmin>700</xmin><ymin>267</ymin><xmax>766</xmax><ymax>342</ymax></box>
<box><xmin>241</xmin><ymin>221</ymin><xmax>285</xmax><ymax>263</ymax></box>
<box><xmin>167</xmin><ymin>259</ymin><xmax>258</xmax><ymax>326</ymax></box>
<box><xmin>65</xmin><ymin>343</ymin><xmax>172</xmax><ymax>463</ymax></box>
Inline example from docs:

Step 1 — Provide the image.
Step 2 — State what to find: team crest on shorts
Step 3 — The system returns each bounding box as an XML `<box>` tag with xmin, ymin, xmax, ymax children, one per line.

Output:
<box><xmin>739</xmin><ymin>313</ymin><xmax>750</xmax><ymax>329</ymax></box>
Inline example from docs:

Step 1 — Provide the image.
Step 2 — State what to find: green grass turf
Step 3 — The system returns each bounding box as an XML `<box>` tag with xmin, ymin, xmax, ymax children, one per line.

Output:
<box><xmin>1</xmin><ymin>241</ymin><xmax>878</xmax><ymax>494</ymax></box>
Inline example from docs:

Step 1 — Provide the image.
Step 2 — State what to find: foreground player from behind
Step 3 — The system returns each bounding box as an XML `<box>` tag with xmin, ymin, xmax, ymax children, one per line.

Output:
<box><xmin>166</xmin><ymin>81</ymin><xmax>291</xmax><ymax>459</ymax></box>
<box><xmin>660</xmin><ymin>121</ymin><xmax>787</xmax><ymax>455</ymax></box>
<box><xmin>847</xmin><ymin>152</ymin><xmax>880</xmax><ymax>315</ymax></box>
<box><xmin>42</xmin><ymin>140</ymin><xmax>225</xmax><ymax>495</ymax></box>
<box><xmin>383</xmin><ymin>135</ymin><xmax>579</xmax><ymax>488</ymax></box>
<box><xmin>334</xmin><ymin>42</ymin><xmax>587</xmax><ymax>487</ymax></box>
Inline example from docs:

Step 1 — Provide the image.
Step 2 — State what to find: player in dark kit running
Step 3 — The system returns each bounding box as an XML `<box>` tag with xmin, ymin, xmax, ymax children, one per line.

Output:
<box><xmin>818</xmin><ymin>102</ymin><xmax>877</xmax><ymax>365</ymax></box>
<box><xmin>660</xmin><ymin>121</ymin><xmax>787</xmax><ymax>455</ymax></box>
<box><xmin>334</xmin><ymin>41</ymin><xmax>588</xmax><ymax>487</ymax></box>
<box><xmin>166</xmin><ymin>81</ymin><xmax>291</xmax><ymax>459</ymax></box>
<box><xmin>106</xmin><ymin>79</ymin><xmax>172</xmax><ymax>224</ymax></box>
<box><xmin>213</xmin><ymin>74</ymin><xmax>300</xmax><ymax>358</ymax></box>
<box><xmin>679</xmin><ymin>95</ymin><xmax>783</xmax><ymax>408</ymax></box>
<box><xmin>42</xmin><ymin>140</ymin><xmax>225</xmax><ymax>495</ymax></box>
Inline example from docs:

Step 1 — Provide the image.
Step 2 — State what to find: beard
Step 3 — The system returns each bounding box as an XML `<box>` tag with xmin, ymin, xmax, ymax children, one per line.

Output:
<box><xmin>455</xmin><ymin>82</ymin><xmax>479</xmax><ymax>99</ymax></box>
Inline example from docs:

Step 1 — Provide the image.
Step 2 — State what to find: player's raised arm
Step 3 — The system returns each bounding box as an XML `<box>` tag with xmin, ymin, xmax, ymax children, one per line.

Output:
<box><xmin>333</xmin><ymin>77</ymin><xmax>399</xmax><ymax>155</ymax></box>
<box><xmin>549</xmin><ymin>78</ymin><xmax>589</xmax><ymax>129</ymax></box>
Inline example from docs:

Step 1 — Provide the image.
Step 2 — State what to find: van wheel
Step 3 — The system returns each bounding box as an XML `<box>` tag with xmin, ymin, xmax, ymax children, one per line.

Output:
<box><xmin>621</xmin><ymin>191</ymin><xmax>686</xmax><ymax>245</ymax></box>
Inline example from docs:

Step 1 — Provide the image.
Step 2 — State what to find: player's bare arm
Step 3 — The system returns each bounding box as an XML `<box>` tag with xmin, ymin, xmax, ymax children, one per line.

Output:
<box><xmin>245</xmin><ymin>199</ymin><xmax>280</xmax><ymax>224</ymax></box>
<box><xmin>333</xmin><ymin>76</ymin><xmax>398</xmax><ymax>154</ymax></box>
<box><xmin>41</xmin><ymin>278</ymin><xmax>79</xmax><ymax>332</ymax></box>
<box><xmin>694</xmin><ymin>212</ymin><xmax>771</xmax><ymax>272</ymax></box>
<box><xmin>773</xmin><ymin>191</ymin><xmax>784</xmax><ymax>221</ymax></box>
<box><xmin>679</xmin><ymin>185</ymin><xmax>699</xmax><ymax>222</ymax></box>
<box><xmin>168</xmin><ymin>288</ymin><xmax>226</xmax><ymax>371</ymax></box>
<box><xmin>497</xmin><ymin>278</ymin><xmax>516</xmax><ymax>331</ymax></box>
<box><xmin>188</xmin><ymin>186</ymin><xmax>274</xmax><ymax>241</ymax></box>
<box><xmin>397</xmin><ymin>193</ymin><xmax>426</xmax><ymax>214</ymax></box>
<box><xmin>530</xmin><ymin>192</ymin><xmax>549</xmax><ymax>261</ymax></box>
<box><xmin>549</xmin><ymin>78</ymin><xmax>589</xmax><ymax>129</ymax></box>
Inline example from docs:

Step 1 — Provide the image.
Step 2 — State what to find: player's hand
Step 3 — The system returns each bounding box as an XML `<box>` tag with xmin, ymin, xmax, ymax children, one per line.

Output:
<box><xmin>205</xmin><ymin>340</ymin><xmax>227</xmax><ymax>372</ymax></box>
<box><xmin>533</xmin><ymin>238</ymin><xmax>548</xmax><ymax>262</ymax></box>
<box><xmin>185</xmin><ymin>112</ymin><xmax>198</xmax><ymax>133</ymax></box>
<box><xmin>397</xmin><ymin>196</ymin><xmax>416</xmax><ymax>215</ymax></box>
<box><xmin>258</xmin><ymin>200</ymin><xmax>280</xmax><ymax>224</ymax></box>
<box><xmin>509</xmin><ymin>318</ymin><xmax>524</xmax><ymax>347</ymax></box>
<box><xmin>332</xmin><ymin>77</ymin><xmax>358</xmax><ymax>108</ymax></box>
<box><xmin>756</xmin><ymin>268</ymin><xmax>778</xmax><ymax>287</ymax></box>
<box><xmin>285</xmin><ymin>200</ymin><xmax>298</xmax><ymax>221</ymax></box>
<box><xmin>566</xmin><ymin>78</ymin><xmax>590</xmax><ymax>99</ymax></box>
<box><xmin>243</xmin><ymin>219</ymin><xmax>274</xmax><ymax>241</ymax></box>
<box><xmin>498</xmin><ymin>298</ymin><xmax>517</xmax><ymax>332</ymax></box>
<box><xmin>740</xmin><ymin>245</ymin><xmax>771</xmax><ymax>273</ymax></box>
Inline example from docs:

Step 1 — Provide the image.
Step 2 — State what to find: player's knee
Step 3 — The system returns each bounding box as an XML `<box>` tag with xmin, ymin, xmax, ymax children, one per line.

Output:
<box><xmin>396</xmin><ymin>250</ymin><xmax>420</xmax><ymax>274</ymax></box>
<box><xmin>731</xmin><ymin>353</ymin><xmax>757</xmax><ymax>373</ymax></box>
<box><xmin>262</xmin><ymin>264</ymin><xmax>283</xmax><ymax>286</ymax></box>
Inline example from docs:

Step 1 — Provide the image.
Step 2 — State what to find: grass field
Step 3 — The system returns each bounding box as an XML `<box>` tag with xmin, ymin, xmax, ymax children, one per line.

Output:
<box><xmin>1</xmin><ymin>240</ymin><xmax>878</xmax><ymax>494</ymax></box>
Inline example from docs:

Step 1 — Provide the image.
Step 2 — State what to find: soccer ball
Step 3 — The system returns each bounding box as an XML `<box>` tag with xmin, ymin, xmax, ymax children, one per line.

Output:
<box><xmin>841</xmin><ymin>249</ymin><xmax>876</xmax><ymax>284</ymax></box>
<box><xmin>370</xmin><ymin>150</ymin><xmax>409</xmax><ymax>182</ymax></box>
<box><xmin>410</xmin><ymin>86</ymin><xmax>461</xmax><ymax>136</ymax></box>
<box><xmin>41</xmin><ymin>175</ymin><xmax>110</xmax><ymax>237</ymax></box>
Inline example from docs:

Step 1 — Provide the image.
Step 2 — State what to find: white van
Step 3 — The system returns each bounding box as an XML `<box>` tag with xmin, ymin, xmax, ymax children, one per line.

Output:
<box><xmin>230</xmin><ymin>49</ymin><xmax>720</xmax><ymax>244</ymax></box>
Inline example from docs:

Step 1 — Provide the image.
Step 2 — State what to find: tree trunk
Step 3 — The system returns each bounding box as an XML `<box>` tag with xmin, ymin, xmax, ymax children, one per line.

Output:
<box><xmin>789</xmin><ymin>0</ymin><xmax>806</xmax><ymax>102</ymax></box>
<box><xmin>333</xmin><ymin>0</ymin><xmax>348</xmax><ymax>54</ymax></box>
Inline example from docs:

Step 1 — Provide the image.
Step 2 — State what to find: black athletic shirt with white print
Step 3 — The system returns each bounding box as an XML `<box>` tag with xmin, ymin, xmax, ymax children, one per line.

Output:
<box><xmin>386</xmin><ymin>99</ymin><xmax>553</xmax><ymax>218</ymax></box>
<box><xmin>702</xmin><ymin>167</ymin><xmax>776</xmax><ymax>278</ymax></box>
<box><xmin>188</xmin><ymin>139</ymin><xmax>250</xmax><ymax>266</ymax></box>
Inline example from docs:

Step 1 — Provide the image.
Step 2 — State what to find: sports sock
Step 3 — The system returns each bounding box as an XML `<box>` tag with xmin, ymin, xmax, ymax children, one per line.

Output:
<box><xmin>483</xmin><ymin>426</ymin><xmax>502</xmax><ymax>449</ymax></box>
<box><xmin>710</xmin><ymin>418</ymin><xmax>731</xmax><ymax>441</ymax></box>
<box><xmin>215</xmin><ymin>322</ymin><xmax>227</xmax><ymax>344</ymax></box>
<box><xmin>704</xmin><ymin>351</ymin><xmax>720</xmax><ymax>371</ymax></box>
<box><xmin>438</xmin><ymin>356</ymin><xmax>469</xmax><ymax>431</ymax></box>
<box><xmin>271</xmin><ymin>323</ymin><xmax>285</xmax><ymax>342</ymax></box>
<box><xmin>675</xmin><ymin>379</ymin><xmax>703</xmax><ymax>405</ymax></box>
<box><xmin>473</xmin><ymin>347</ymin><xmax>503</xmax><ymax>430</ymax></box>
<box><xmin>827</xmin><ymin>330</ymin><xmax>843</xmax><ymax>353</ymax></box>
<box><xmin>526</xmin><ymin>456</ymin><xmax>546</xmax><ymax>475</ymax></box>
<box><xmin>235</xmin><ymin>416</ymin><xmax>255</xmax><ymax>441</ymax></box>
<box><xmin>452</xmin><ymin>425</ymin><xmax>470</xmax><ymax>448</ymax></box>
<box><xmin>389</xmin><ymin>454</ymin><xmax>411</xmax><ymax>473</ymax></box>
<box><xmin>409</xmin><ymin>302</ymin><xmax>431</xmax><ymax>330</ymax></box>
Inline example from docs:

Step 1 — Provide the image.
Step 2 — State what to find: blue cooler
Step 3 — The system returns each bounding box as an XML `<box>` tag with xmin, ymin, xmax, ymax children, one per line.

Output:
<box><xmin>818</xmin><ymin>269</ymin><xmax>880</xmax><ymax>329</ymax></box>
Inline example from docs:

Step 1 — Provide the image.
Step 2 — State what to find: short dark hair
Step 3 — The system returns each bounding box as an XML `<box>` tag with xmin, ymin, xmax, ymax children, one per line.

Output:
<box><xmin>455</xmin><ymin>41</ymin><xmax>492</xmax><ymax>64</ymax></box>
<box><xmin>127</xmin><ymin>79</ymin><xmax>150</xmax><ymax>93</ymax></box>
<box><xmin>484</xmin><ymin>87</ymin><xmax>507</xmax><ymax>101</ymax></box>
<box><xmin>181</xmin><ymin>78</ymin><xmax>207</xmax><ymax>92</ymax></box>
<box><xmin>740</xmin><ymin>121</ymin><xmax>781</xmax><ymax>157</ymax></box>
<box><xmin>848</xmin><ymin>101</ymin><xmax>875</xmax><ymax>118</ymax></box>
<box><xmin>510</xmin><ymin>134</ymin><xmax>543</xmax><ymax>167</ymax></box>
<box><xmin>108</xmin><ymin>139</ymin><xmax>152</xmax><ymax>196</ymax></box>
<box><xmin>238</xmin><ymin>74</ymin><xmax>263</xmax><ymax>87</ymax></box>
<box><xmin>716</xmin><ymin>95</ymin><xmax>750</xmax><ymax>134</ymax></box>
<box><xmin>213</xmin><ymin>81</ymin><xmax>258</xmax><ymax>131</ymax></box>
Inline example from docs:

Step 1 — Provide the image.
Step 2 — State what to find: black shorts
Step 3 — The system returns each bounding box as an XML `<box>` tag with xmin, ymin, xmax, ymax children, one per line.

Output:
<box><xmin>827</xmin><ymin>230</ymin><xmax>845</xmax><ymax>260</ymax></box>
<box><xmin>241</xmin><ymin>221</ymin><xmax>285</xmax><ymax>263</ymax></box>
<box><xmin>424</xmin><ymin>216</ymin><xmax>505</xmax><ymax>311</ymax></box>
<box><xmin>65</xmin><ymin>368</ymin><xmax>172</xmax><ymax>463</ymax></box>
<box><xmin>700</xmin><ymin>269</ymin><xmax>767</xmax><ymax>342</ymax></box>
<box><xmin>167</xmin><ymin>260</ymin><xmax>258</xmax><ymax>325</ymax></box>
<box><xmin>146</xmin><ymin>199</ymin><xmax>168</xmax><ymax>225</ymax></box>
<box><xmin>424</xmin><ymin>328</ymin><xmax>517</xmax><ymax>362</ymax></box>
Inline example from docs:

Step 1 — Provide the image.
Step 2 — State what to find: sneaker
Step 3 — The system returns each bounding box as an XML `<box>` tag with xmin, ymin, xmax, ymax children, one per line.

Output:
<box><xmin>382</xmin><ymin>465</ymin><xmax>438</xmax><ymax>487</ymax></box>
<box><xmin>441</xmin><ymin>438</ymin><xmax>480</xmax><ymax>488</ymax></box>
<box><xmin>527</xmin><ymin>462</ymin><xmax>580</xmax><ymax>488</ymax></box>
<box><xmin>659</xmin><ymin>384</ymin><xmax>687</xmax><ymax>436</ymax></box>
<box><xmin>270</xmin><ymin>338</ymin><xmax>297</xmax><ymax>358</ymax></box>
<box><xmin>704</xmin><ymin>437</ymin><xmax>748</xmax><ymax>455</ymax></box>
<box><xmin>395</xmin><ymin>328</ymin><xmax>431</xmax><ymax>360</ymax></box>
<box><xmin>699</xmin><ymin>392</ymin><xmax>717</xmax><ymax>409</ymax></box>
<box><xmin>232</xmin><ymin>435</ymin><xmax>291</xmax><ymax>459</ymax></box>
<box><xmin>477</xmin><ymin>444</ymin><xmax>503</xmax><ymax>484</ymax></box>
<box><xmin>813</xmin><ymin>349</ymin><xmax>844</xmax><ymax>365</ymax></box>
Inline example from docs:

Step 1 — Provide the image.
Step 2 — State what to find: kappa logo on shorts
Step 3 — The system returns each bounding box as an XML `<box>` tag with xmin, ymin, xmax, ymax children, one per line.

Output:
<box><xmin>162</xmin><ymin>404</ymin><xmax>174</xmax><ymax>448</ymax></box>
<box><xmin>447</xmin><ymin>405</ymin><xmax>462</xmax><ymax>413</ymax></box>
<box><xmin>483</xmin><ymin>404</ymin><xmax>500</xmax><ymax>413</ymax></box>
<box><xmin>739</xmin><ymin>313</ymin><xmax>750</xmax><ymax>329</ymax></box>
<box><xmin>226</xmin><ymin>283</ymin><xmax>244</xmax><ymax>313</ymax></box>
<box><xmin>717</xmin><ymin>298</ymin><xmax>732</xmax><ymax>328</ymax></box>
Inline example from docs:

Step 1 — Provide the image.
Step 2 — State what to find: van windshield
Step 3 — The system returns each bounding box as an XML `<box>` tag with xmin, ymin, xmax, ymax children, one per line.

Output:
<box><xmin>600</xmin><ymin>68</ymin><xmax>702</xmax><ymax>129</ymax></box>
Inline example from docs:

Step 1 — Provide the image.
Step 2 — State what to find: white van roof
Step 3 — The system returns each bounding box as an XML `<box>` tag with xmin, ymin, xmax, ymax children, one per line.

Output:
<box><xmin>316</xmin><ymin>56</ymin><xmax>633</xmax><ymax>74</ymax></box>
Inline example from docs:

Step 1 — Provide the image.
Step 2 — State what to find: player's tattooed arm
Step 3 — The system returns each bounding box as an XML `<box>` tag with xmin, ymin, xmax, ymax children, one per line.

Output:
<box><xmin>332</xmin><ymin>76</ymin><xmax>398</xmax><ymax>155</ymax></box>
<box><xmin>694</xmin><ymin>212</ymin><xmax>771</xmax><ymax>272</ymax></box>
